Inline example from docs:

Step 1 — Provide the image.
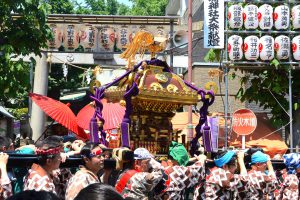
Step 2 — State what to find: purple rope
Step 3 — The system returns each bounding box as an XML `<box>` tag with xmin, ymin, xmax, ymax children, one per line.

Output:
<box><xmin>120</xmin><ymin>82</ymin><xmax>139</xmax><ymax>147</ymax></box>
<box><xmin>89</xmin><ymin>87</ymin><xmax>107</xmax><ymax>145</ymax></box>
<box><xmin>184</xmin><ymin>80</ymin><xmax>199</xmax><ymax>92</ymax></box>
<box><xmin>104</xmin><ymin>61</ymin><xmax>144</xmax><ymax>89</ymax></box>
<box><xmin>182</xmin><ymin>80</ymin><xmax>215</xmax><ymax>155</ymax></box>
<box><xmin>146</xmin><ymin>58</ymin><xmax>172</xmax><ymax>72</ymax></box>
<box><xmin>88</xmin><ymin>61</ymin><xmax>145</xmax><ymax>145</ymax></box>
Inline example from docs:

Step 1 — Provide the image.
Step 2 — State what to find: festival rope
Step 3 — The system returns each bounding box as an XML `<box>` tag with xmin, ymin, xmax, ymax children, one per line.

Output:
<box><xmin>88</xmin><ymin>61</ymin><xmax>144</xmax><ymax>145</ymax></box>
<box><xmin>184</xmin><ymin>81</ymin><xmax>215</xmax><ymax>156</ymax></box>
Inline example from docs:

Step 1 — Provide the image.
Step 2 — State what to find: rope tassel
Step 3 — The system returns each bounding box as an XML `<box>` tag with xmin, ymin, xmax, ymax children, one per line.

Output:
<box><xmin>89</xmin><ymin>117</ymin><xmax>99</xmax><ymax>144</ymax></box>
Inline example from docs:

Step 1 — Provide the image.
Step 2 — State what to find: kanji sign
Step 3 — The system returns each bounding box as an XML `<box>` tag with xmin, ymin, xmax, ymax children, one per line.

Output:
<box><xmin>232</xmin><ymin>109</ymin><xmax>257</xmax><ymax>136</ymax></box>
<box><xmin>204</xmin><ymin>0</ymin><xmax>224</xmax><ymax>49</ymax></box>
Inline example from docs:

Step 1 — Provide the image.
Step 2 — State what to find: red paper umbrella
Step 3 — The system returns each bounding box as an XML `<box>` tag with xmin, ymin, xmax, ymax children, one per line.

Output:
<box><xmin>29</xmin><ymin>93</ymin><xmax>87</xmax><ymax>139</ymax></box>
<box><xmin>77</xmin><ymin>99</ymin><xmax>125</xmax><ymax>131</ymax></box>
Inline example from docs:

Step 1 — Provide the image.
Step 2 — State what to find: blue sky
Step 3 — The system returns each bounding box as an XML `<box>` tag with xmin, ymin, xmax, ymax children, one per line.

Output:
<box><xmin>76</xmin><ymin>0</ymin><xmax>133</xmax><ymax>7</ymax></box>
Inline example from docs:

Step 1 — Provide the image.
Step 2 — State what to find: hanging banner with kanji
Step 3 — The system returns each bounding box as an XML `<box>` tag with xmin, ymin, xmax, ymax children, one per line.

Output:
<box><xmin>204</xmin><ymin>0</ymin><xmax>224</xmax><ymax>49</ymax></box>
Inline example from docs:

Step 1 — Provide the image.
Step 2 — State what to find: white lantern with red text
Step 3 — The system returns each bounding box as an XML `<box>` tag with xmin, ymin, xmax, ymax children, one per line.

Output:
<box><xmin>243</xmin><ymin>5</ymin><xmax>259</xmax><ymax>29</ymax></box>
<box><xmin>274</xmin><ymin>5</ymin><xmax>290</xmax><ymax>30</ymax></box>
<box><xmin>228</xmin><ymin>35</ymin><xmax>243</xmax><ymax>60</ymax></box>
<box><xmin>292</xmin><ymin>5</ymin><xmax>300</xmax><ymax>29</ymax></box>
<box><xmin>79</xmin><ymin>24</ymin><xmax>97</xmax><ymax>51</ymax></box>
<box><xmin>259</xmin><ymin>35</ymin><xmax>274</xmax><ymax>61</ymax></box>
<box><xmin>244</xmin><ymin>35</ymin><xmax>259</xmax><ymax>60</ymax></box>
<box><xmin>47</xmin><ymin>24</ymin><xmax>63</xmax><ymax>49</ymax></box>
<box><xmin>228</xmin><ymin>5</ymin><xmax>243</xmax><ymax>29</ymax></box>
<box><xmin>274</xmin><ymin>35</ymin><xmax>290</xmax><ymax>60</ymax></box>
<box><xmin>116</xmin><ymin>25</ymin><xmax>132</xmax><ymax>51</ymax></box>
<box><xmin>99</xmin><ymin>26</ymin><xmax>116</xmax><ymax>51</ymax></box>
<box><xmin>292</xmin><ymin>36</ymin><xmax>300</xmax><ymax>60</ymax></box>
<box><xmin>63</xmin><ymin>24</ymin><xmax>80</xmax><ymax>51</ymax></box>
<box><xmin>258</xmin><ymin>4</ymin><xmax>273</xmax><ymax>30</ymax></box>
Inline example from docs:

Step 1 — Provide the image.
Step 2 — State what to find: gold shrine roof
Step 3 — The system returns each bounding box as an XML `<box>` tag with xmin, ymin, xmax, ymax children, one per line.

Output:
<box><xmin>105</xmin><ymin>64</ymin><xmax>198</xmax><ymax>113</ymax></box>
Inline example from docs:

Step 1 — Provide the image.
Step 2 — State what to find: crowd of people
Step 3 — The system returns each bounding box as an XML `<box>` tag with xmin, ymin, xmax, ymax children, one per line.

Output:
<box><xmin>0</xmin><ymin>135</ymin><xmax>298</xmax><ymax>200</ymax></box>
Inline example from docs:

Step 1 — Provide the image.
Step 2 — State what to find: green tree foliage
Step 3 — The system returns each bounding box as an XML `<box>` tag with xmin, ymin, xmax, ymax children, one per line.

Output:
<box><xmin>75</xmin><ymin>0</ymin><xmax>108</xmax><ymax>15</ymax></box>
<box><xmin>74</xmin><ymin>0</ymin><xmax>124</xmax><ymax>15</ymax></box>
<box><xmin>129</xmin><ymin>0</ymin><xmax>168</xmax><ymax>16</ymax></box>
<box><xmin>73</xmin><ymin>0</ymin><xmax>168</xmax><ymax>16</ymax></box>
<box><xmin>44</xmin><ymin>0</ymin><xmax>75</xmax><ymax>14</ymax></box>
<box><xmin>0</xmin><ymin>0</ymin><xmax>51</xmax><ymax>107</ymax></box>
<box><xmin>236</xmin><ymin>68</ymin><xmax>290</xmax><ymax>127</ymax></box>
<box><xmin>106</xmin><ymin>0</ymin><xmax>118</xmax><ymax>15</ymax></box>
<box><xmin>48</xmin><ymin>64</ymin><xmax>87</xmax><ymax>100</ymax></box>
<box><xmin>117</xmin><ymin>3</ymin><xmax>131</xmax><ymax>15</ymax></box>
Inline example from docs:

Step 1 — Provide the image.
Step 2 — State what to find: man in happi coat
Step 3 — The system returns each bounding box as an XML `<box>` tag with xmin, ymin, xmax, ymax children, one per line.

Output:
<box><xmin>65</xmin><ymin>142</ymin><xmax>104</xmax><ymax>200</ymax></box>
<box><xmin>152</xmin><ymin>141</ymin><xmax>206</xmax><ymax>200</ymax></box>
<box><xmin>273</xmin><ymin>153</ymin><xmax>299</xmax><ymax>200</ymax></box>
<box><xmin>197</xmin><ymin>150</ymin><xmax>247</xmax><ymax>200</ymax></box>
<box><xmin>23</xmin><ymin>136</ymin><xmax>63</xmax><ymax>196</ymax></box>
<box><xmin>115</xmin><ymin>148</ymin><xmax>163</xmax><ymax>200</ymax></box>
<box><xmin>244</xmin><ymin>151</ymin><xmax>278</xmax><ymax>200</ymax></box>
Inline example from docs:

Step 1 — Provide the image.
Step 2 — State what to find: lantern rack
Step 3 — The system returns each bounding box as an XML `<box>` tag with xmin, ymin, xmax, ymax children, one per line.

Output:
<box><xmin>222</xmin><ymin>1</ymin><xmax>297</xmax><ymax>150</ymax></box>
<box><xmin>225</xmin><ymin>30</ymin><xmax>300</xmax><ymax>34</ymax></box>
<box><xmin>224</xmin><ymin>0</ymin><xmax>300</xmax><ymax>4</ymax></box>
<box><xmin>222</xmin><ymin>61</ymin><xmax>300</xmax><ymax>68</ymax></box>
<box><xmin>223</xmin><ymin>1</ymin><xmax>299</xmax><ymax>67</ymax></box>
<box><xmin>48</xmin><ymin>14</ymin><xmax>178</xmax><ymax>26</ymax></box>
<box><xmin>12</xmin><ymin>14</ymin><xmax>179</xmax><ymax>25</ymax></box>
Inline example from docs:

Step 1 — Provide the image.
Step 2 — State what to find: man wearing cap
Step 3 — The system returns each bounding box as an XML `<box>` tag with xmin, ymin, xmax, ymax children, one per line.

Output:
<box><xmin>65</xmin><ymin>142</ymin><xmax>104</xmax><ymax>200</ymax></box>
<box><xmin>273</xmin><ymin>153</ymin><xmax>299</xmax><ymax>200</ymax></box>
<box><xmin>151</xmin><ymin>141</ymin><xmax>206</xmax><ymax>200</ymax></box>
<box><xmin>200</xmin><ymin>150</ymin><xmax>247</xmax><ymax>200</ymax></box>
<box><xmin>115</xmin><ymin>147</ymin><xmax>162</xmax><ymax>200</ymax></box>
<box><xmin>245</xmin><ymin>150</ymin><xmax>278</xmax><ymax>200</ymax></box>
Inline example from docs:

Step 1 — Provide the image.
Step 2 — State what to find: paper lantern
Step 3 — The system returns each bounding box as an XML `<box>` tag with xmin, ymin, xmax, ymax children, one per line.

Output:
<box><xmin>243</xmin><ymin>5</ymin><xmax>259</xmax><ymax>29</ymax></box>
<box><xmin>292</xmin><ymin>36</ymin><xmax>300</xmax><ymax>60</ymax></box>
<box><xmin>244</xmin><ymin>35</ymin><xmax>259</xmax><ymax>60</ymax></box>
<box><xmin>274</xmin><ymin>35</ymin><xmax>290</xmax><ymax>60</ymax></box>
<box><xmin>47</xmin><ymin>24</ymin><xmax>63</xmax><ymax>49</ymax></box>
<box><xmin>156</xmin><ymin>26</ymin><xmax>166</xmax><ymax>37</ymax></box>
<box><xmin>274</xmin><ymin>5</ymin><xmax>290</xmax><ymax>30</ymax></box>
<box><xmin>292</xmin><ymin>5</ymin><xmax>300</xmax><ymax>29</ymax></box>
<box><xmin>63</xmin><ymin>24</ymin><xmax>80</xmax><ymax>51</ymax></box>
<box><xmin>228</xmin><ymin>35</ymin><xmax>243</xmax><ymax>60</ymax></box>
<box><xmin>258</xmin><ymin>4</ymin><xmax>273</xmax><ymax>30</ymax></box>
<box><xmin>228</xmin><ymin>5</ymin><xmax>243</xmax><ymax>29</ymax></box>
<box><xmin>100</xmin><ymin>26</ymin><xmax>116</xmax><ymax>51</ymax></box>
<box><xmin>139</xmin><ymin>25</ymin><xmax>148</xmax><ymax>32</ymax></box>
<box><xmin>78</xmin><ymin>24</ymin><xmax>96</xmax><ymax>51</ymax></box>
<box><xmin>259</xmin><ymin>35</ymin><xmax>274</xmax><ymax>61</ymax></box>
<box><xmin>116</xmin><ymin>25</ymin><xmax>132</xmax><ymax>51</ymax></box>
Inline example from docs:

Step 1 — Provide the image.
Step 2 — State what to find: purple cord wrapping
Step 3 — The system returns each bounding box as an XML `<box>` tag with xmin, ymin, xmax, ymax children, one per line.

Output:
<box><xmin>183</xmin><ymin>80</ymin><xmax>215</xmax><ymax>155</ymax></box>
<box><xmin>120</xmin><ymin>82</ymin><xmax>139</xmax><ymax>147</ymax></box>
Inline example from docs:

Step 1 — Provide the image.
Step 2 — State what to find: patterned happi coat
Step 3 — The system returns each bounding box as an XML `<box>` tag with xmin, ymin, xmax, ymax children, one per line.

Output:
<box><xmin>202</xmin><ymin>167</ymin><xmax>248</xmax><ymax>200</ymax></box>
<box><xmin>192</xmin><ymin>177</ymin><xmax>205</xmax><ymax>200</ymax></box>
<box><xmin>245</xmin><ymin>170</ymin><xmax>278</xmax><ymax>200</ymax></box>
<box><xmin>274</xmin><ymin>170</ymin><xmax>299</xmax><ymax>200</ymax></box>
<box><xmin>120</xmin><ymin>169</ymin><xmax>163</xmax><ymax>200</ymax></box>
<box><xmin>0</xmin><ymin>176</ymin><xmax>12</xmax><ymax>199</ymax></box>
<box><xmin>52</xmin><ymin>168</ymin><xmax>73</xmax><ymax>199</ymax></box>
<box><xmin>23</xmin><ymin>164</ymin><xmax>56</xmax><ymax>194</ymax></box>
<box><xmin>65</xmin><ymin>166</ymin><xmax>99</xmax><ymax>200</ymax></box>
<box><xmin>155</xmin><ymin>159</ymin><xmax>206</xmax><ymax>200</ymax></box>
